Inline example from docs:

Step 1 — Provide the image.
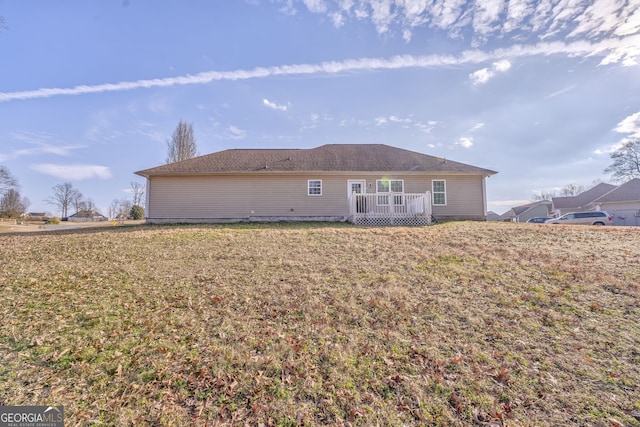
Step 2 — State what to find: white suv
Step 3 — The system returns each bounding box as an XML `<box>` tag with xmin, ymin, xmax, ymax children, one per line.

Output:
<box><xmin>545</xmin><ymin>211</ymin><xmax>613</xmax><ymax>226</ymax></box>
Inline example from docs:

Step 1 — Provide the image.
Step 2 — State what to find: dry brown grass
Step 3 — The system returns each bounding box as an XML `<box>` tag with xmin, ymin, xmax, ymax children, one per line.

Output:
<box><xmin>1</xmin><ymin>222</ymin><xmax>639</xmax><ymax>426</ymax></box>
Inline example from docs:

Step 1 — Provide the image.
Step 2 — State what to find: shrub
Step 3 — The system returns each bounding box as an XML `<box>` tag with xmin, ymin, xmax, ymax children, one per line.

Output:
<box><xmin>47</xmin><ymin>217</ymin><xmax>61</xmax><ymax>225</ymax></box>
<box><xmin>130</xmin><ymin>205</ymin><xmax>144</xmax><ymax>220</ymax></box>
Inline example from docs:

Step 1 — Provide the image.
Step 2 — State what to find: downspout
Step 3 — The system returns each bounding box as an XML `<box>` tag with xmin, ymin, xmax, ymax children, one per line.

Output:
<box><xmin>145</xmin><ymin>177</ymin><xmax>151</xmax><ymax>219</ymax></box>
<box><xmin>482</xmin><ymin>175</ymin><xmax>488</xmax><ymax>219</ymax></box>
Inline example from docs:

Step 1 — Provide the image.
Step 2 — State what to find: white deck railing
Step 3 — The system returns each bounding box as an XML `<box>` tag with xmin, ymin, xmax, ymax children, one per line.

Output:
<box><xmin>348</xmin><ymin>192</ymin><xmax>433</xmax><ymax>225</ymax></box>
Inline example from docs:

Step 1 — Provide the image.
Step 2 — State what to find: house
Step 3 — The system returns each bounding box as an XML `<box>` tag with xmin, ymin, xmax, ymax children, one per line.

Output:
<box><xmin>23</xmin><ymin>212</ymin><xmax>48</xmax><ymax>222</ymax></box>
<box><xmin>135</xmin><ymin>144</ymin><xmax>497</xmax><ymax>224</ymax></box>
<box><xmin>499</xmin><ymin>200</ymin><xmax>551</xmax><ymax>222</ymax></box>
<box><xmin>551</xmin><ymin>183</ymin><xmax>616</xmax><ymax>216</ymax></box>
<box><xmin>486</xmin><ymin>211</ymin><xmax>501</xmax><ymax>221</ymax></box>
<box><xmin>68</xmin><ymin>210</ymin><xmax>108</xmax><ymax>222</ymax></box>
<box><xmin>587</xmin><ymin>178</ymin><xmax>640</xmax><ymax>226</ymax></box>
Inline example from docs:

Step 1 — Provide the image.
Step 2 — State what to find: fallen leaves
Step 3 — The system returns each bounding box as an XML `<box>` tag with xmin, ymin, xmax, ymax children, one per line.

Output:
<box><xmin>0</xmin><ymin>223</ymin><xmax>639</xmax><ymax>425</ymax></box>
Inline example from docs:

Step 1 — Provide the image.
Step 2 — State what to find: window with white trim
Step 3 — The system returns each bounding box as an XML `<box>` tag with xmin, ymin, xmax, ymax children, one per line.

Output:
<box><xmin>432</xmin><ymin>180</ymin><xmax>446</xmax><ymax>205</ymax></box>
<box><xmin>376</xmin><ymin>179</ymin><xmax>404</xmax><ymax>205</ymax></box>
<box><xmin>308</xmin><ymin>180</ymin><xmax>322</xmax><ymax>196</ymax></box>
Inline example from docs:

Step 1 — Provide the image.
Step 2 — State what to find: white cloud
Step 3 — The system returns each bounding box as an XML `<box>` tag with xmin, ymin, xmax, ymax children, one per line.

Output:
<box><xmin>470</xmin><ymin>123</ymin><xmax>485</xmax><ymax>131</ymax></box>
<box><xmin>414</xmin><ymin>120</ymin><xmax>437</xmax><ymax>133</ymax></box>
<box><xmin>594</xmin><ymin>111</ymin><xmax>640</xmax><ymax>155</ymax></box>
<box><xmin>469</xmin><ymin>59</ymin><xmax>511</xmax><ymax>85</ymax></box>
<box><xmin>568</xmin><ymin>0</ymin><xmax>623</xmax><ymax>38</ymax></box>
<box><xmin>402</xmin><ymin>28</ymin><xmax>412</xmax><ymax>42</ymax></box>
<box><xmin>489</xmin><ymin>199</ymin><xmax>533</xmax><ymax>211</ymax></box>
<box><xmin>9</xmin><ymin>131</ymin><xmax>84</xmax><ymax>157</ymax></box>
<box><xmin>226</xmin><ymin>125</ymin><xmax>247</xmax><ymax>140</ymax></box>
<box><xmin>469</xmin><ymin>68</ymin><xmax>493</xmax><ymax>85</ymax></box>
<box><xmin>263</xmin><ymin>98</ymin><xmax>289</xmax><ymax>111</ymax></box>
<box><xmin>593</xmin><ymin>144</ymin><xmax>624</xmax><ymax>155</ymax></box>
<box><xmin>473</xmin><ymin>0</ymin><xmax>507</xmax><ymax>39</ymax></box>
<box><xmin>503</xmin><ymin>0</ymin><xmax>536</xmax><ymax>33</ymax></box>
<box><xmin>375</xmin><ymin>114</ymin><xmax>413</xmax><ymax>127</ymax></box>
<box><xmin>1</xmin><ymin>37</ymin><xmax>638</xmax><ymax>103</ymax></box>
<box><xmin>375</xmin><ymin>116</ymin><xmax>388</xmax><ymax>126</ymax></box>
<box><xmin>282</xmin><ymin>0</ymin><xmax>639</xmax><ymax>51</ymax></box>
<box><xmin>455</xmin><ymin>137</ymin><xmax>474</xmax><ymax>148</ymax></box>
<box><xmin>389</xmin><ymin>115</ymin><xmax>411</xmax><ymax>124</ymax></box>
<box><xmin>545</xmin><ymin>84</ymin><xmax>576</xmax><ymax>99</ymax></box>
<box><xmin>31</xmin><ymin>164</ymin><xmax>112</xmax><ymax>180</ymax></box>
<box><xmin>600</xmin><ymin>43</ymin><xmax>640</xmax><ymax>66</ymax></box>
<box><xmin>303</xmin><ymin>0</ymin><xmax>327</xmax><ymax>14</ymax></box>
<box><xmin>615</xmin><ymin>4</ymin><xmax>640</xmax><ymax>36</ymax></box>
<box><xmin>614</xmin><ymin>111</ymin><xmax>640</xmax><ymax>137</ymax></box>
<box><xmin>277</xmin><ymin>0</ymin><xmax>297</xmax><ymax>15</ymax></box>
<box><xmin>493</xmin><ymin>59</ymin><xmax>511</xmax><ymax>72</ymax></box>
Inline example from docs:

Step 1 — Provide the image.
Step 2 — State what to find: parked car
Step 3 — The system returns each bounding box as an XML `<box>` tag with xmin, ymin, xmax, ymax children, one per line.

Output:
<box><xmin>545</xmin><ymin>211</ymin><xmax>613</xmax><ymax>226</ymax></box>
<box><xmin>526</xmin><ymin>217</ymin><xmax>550</xmax><ymax>223</ymax></box>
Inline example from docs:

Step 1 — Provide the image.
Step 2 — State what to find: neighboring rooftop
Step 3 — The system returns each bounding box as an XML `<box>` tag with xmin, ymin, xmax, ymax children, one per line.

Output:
<box><xmin>591</xmin><ymin>178</ymin><xmax>640</xmax><ymax>204</ymax></box>
<box><xmin>136</xmin><ymin>144</ymin><xmax>497</xmax><ymax>177</ymax></box>
<box><xmin>552</xmin><ymin>183</ymin><xmax>617</xmax><ymax>210</ymax></box>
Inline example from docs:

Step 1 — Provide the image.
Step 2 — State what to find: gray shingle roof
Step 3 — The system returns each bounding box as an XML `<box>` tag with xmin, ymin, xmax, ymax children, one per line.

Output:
<box><xmin>552</xmin><ymin>183</ymin><xmax>617</xmax><ymax>209</ymax></box>
<box><xmin>136</xmin><ymin>144</ymin><xmax>497</xmax><ymax>177</ymax></box>
<box><xmin>591</xmin><ymin>178</ymin><xmax>640</xmax><ymax>203</ymax></box>
<box><xmin>511</xmin><ymin>200</ymin><xmax>550</xmax><ymax>215</ymax></box>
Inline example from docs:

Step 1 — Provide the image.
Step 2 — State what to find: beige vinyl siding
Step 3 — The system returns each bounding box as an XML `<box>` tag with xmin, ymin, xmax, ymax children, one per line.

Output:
<box><xmin>348</xmin><ymin>174</ymin><xmax>486</xmax><ymax>218</ymax></box>
<box><xmin>596</xmin><ymin>201</ymin><xmax>639</xmax><ymax>212</ymax></box>
<box><xmin>146</xmin><ymin>172</ymin><xmax>488</xmax><ymax>221</ymax></box>
<box><xmin>428</xmin><ymin>175</ymin><xmax>486</xmax><ymax>218</ymax></box>
<box><xmin>148</xmin><ymin>174</ymin><xmax>350</xmax><ymax>220</ymax></box>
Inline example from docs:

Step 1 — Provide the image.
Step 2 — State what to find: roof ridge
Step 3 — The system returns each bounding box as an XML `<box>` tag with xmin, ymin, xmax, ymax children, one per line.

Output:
<box><xmin>135</xmin><ymin>143</ymin><xmax>497</xmax><ymax>176</ymax></box>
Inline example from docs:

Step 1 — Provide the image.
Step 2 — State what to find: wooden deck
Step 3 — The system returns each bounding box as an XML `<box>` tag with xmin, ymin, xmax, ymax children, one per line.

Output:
<box><xmin>348</xmin><ymin>192</ymin><xmax>433</xmax><ymax>226</ymax></box>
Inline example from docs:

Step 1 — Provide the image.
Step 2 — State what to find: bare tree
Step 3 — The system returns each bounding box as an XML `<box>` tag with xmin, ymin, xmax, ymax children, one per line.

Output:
<box><xmin>79</xmin><ymin>199</ymin><xmax>98</xmax><ymax>214</ymax></box>
<box><xmin>46</xmin><ymin>182</ymin><xmax>80</xmax><ymax>218</ymax></box>
<box><xmin>71</xmin><ymin>190</ymin><xmax>85</xmax><ymax>216</ymax></box>
<box><xmin>166</xmin><ymin>120</ymin><xmax>198</xmax><ymax>164</ymax></box>
<box><xmin>109</xmin><ymin>199</ymin><xmax>121</xmax><ymax>220</ymax></box>
<box><xmin>0</xmin><ymin>166</ymin><xmax>18</xmax><ymax>196</ymax></box>
<box><xmin>604</xmin><ymin>138</ymin><xmax>640</xmax><ymax>182</ymax></box>
<box><xmin>130</xmin><ymin>181</ymin><xmax>145</xmax><ymax>206</ymax></box>
<box><xmin>560</xmin><ymin>183</ymin><xmax>584</xmax><ymax>197</ymax></box>
<box><xmin>118</xmin><ymin>198</ymin><xmax>133</xmax><ymax>219</ymax></box>
<box><xmin>0</xmin><ymin>189</ymin><xmax>29</xmax><ymax>217</ymax></box>
<box><xmin>532</xmin><ymin>190</ymin><xmax>556</xmax><ymax>201</ymax></box>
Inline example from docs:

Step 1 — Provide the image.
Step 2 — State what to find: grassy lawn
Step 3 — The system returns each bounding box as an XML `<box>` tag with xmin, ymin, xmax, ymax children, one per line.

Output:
<box><xmin>1</xmin><ymin>222</ymin><xmax>639</xmax><ymax>426</ymax></box>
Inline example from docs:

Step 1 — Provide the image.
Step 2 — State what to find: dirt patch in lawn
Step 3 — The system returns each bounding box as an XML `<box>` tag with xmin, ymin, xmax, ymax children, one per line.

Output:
<box><xmin>1</xmin><ymin>222</ymin><xmax>639</xmax><ymax>426</ymax></box>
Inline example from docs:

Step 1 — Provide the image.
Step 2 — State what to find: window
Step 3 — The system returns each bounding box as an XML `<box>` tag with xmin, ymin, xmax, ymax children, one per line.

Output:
<box><xmin>377</xmin><ymin>179</ymin><xmax>404</xmax><ymax>205</ymax></box>
<box><xmin>308</xmin><ymin>180</ymin><xmax>322</xmax><ymax>196</ymax></box>
<box><xmin>432</xmin><ymin>180</ymin><xmax>446</xmax><ymax>205</ymax></box>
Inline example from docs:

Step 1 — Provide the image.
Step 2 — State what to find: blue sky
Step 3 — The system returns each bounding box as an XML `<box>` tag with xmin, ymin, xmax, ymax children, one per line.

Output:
<box><xmin>1</xmin><ymin>0</ymin><xmax>639</xmax><ymax>215</ymax></box>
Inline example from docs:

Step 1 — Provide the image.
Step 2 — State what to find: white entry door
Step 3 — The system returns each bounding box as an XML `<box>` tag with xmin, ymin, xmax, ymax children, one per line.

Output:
<box><xmin>348</xmin><ymin>180</ymin><xmax>367</xmax><ymax>213</ymax></box>
<box><xmin>347</xmin><ymin>180</ymin><xmax>366</xmax><ymax>196</ymax></box>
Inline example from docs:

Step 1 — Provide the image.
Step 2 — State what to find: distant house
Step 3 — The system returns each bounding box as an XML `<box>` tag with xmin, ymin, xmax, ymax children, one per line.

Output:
<box><xmin>23</xmin><ymin>212</ymin><xmax>48</xmax><ymax>222</ymax></box>
<box><xmin>500</xmin><ymin>201</ymin><xmax>551</xmax><ymax>222</ymax></box>
<box><xmin>587</xmin><ymin>178</ymin><xmax>640</xmax><ymax>226</ymax></box>
<box><xmin>544</xmin><ymin>179</ymin><xmax>640</xmax><ymax>226</ymax></box>
<box><xmin>135</xmin><ymin>144</ymin><xmax>497</xmax><ymax>224</ymax></box>
<box><xmin>68</xmin><ymin>210</ymin><xmax>108</xmax><ymax>222</ymax></box>
<box><xmin>551</xmin><ymin>183</ymin><xmax>616</xmax><ymax>216</ymax></box>
<box><xmin>486</xmin><ymin>211</ymin><xmax>501</xmax><ymax>221</ymax></box>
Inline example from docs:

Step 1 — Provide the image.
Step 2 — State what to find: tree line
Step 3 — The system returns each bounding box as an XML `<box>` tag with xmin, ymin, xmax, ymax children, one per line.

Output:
<box><xmin>1</xmin><ymin>120</ymin><xmax>198</xmax><ymax>220</ymax></box>
<box><xmin>0</xmin><ymin>170</ymin><xmax>147</xmax><ymax>220</ymax></box>
<box><xmin>531</xmin><ymin>139</ymin><xmax>639</xmax><ymax>200</ymax></box>
<box><xmin>3</xmin><ymin>128</ymin><xmax>638</xmax><ymax>217</ymax></box>
<box><xmin>45</xmin><ymin>181</ymin><xmax>145</xmax><ymax>220</ymax></box>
